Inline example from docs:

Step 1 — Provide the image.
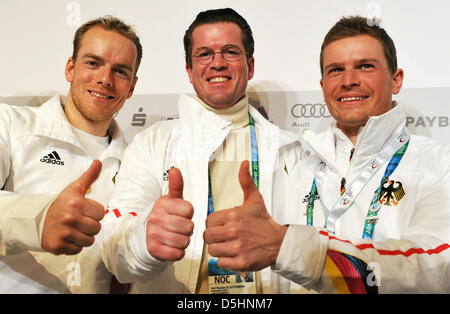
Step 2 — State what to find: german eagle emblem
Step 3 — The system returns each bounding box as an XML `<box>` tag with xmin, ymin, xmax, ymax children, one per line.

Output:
<box><xmin>379</xmin><ymin>180</ymin><xmax>405</xmax><ymax>206</ymax></box>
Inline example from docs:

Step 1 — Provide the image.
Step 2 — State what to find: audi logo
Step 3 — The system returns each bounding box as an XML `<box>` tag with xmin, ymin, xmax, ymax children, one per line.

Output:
<box><xmin>291</xmin><ymin>103</ymin><xmax>331</xmax><ymax>118</ymax></box>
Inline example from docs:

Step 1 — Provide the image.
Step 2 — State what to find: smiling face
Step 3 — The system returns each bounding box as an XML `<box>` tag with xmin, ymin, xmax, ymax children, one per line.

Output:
<box><xmin>65</xmin><ymin>26</ymin><xmax>138</xmax><ymax>135</ymax></box>
<box><xmin>320</xmin><ymin>35</ymin><xmax>404</xmax><ymax>137</ymax></box>
<box><xmin>186</xmin><ymin>22</ymin><xmax>254</xmax><ymax>109</ymax></box>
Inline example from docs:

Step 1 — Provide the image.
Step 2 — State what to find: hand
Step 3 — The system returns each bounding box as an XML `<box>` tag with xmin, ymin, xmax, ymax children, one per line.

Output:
<box><xmin>146</xmin><ymin>167</ymin><xmax>194</xmax><ymax>261</ymax></box>
<box><xmin>204</xmin><ymin>160</ymin><xmax>288</xmax><ymax>271</ymax></box>
<box><xmin>42</xmin><ymin>160</ymin><xmax>105</xmax><ymax>255</ymax></box>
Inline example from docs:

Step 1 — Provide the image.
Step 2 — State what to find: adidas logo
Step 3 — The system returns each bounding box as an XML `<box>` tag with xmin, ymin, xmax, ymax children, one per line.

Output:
<box><xmin>163</xmin><ymin>166</ymin><xmax>174</xmax><ymax>181</ymax></box>
<box><xmin>40</xmin><ymin>151</ymin><xmax>64</xmax><ymax>166</ymax></box>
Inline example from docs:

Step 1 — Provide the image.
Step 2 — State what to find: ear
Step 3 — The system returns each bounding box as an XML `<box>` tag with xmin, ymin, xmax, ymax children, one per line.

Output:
<box><xmin>186</xmin><ymin>63</ymin><xmax>194</xmax><ymax>84</ymax></box>
<box><xmin>247</xmin><ymin>56</ymin><xmax>255</xmax><ymax>81</ymax></box>
<box><xmin>65</xmin><ymin>57</ymin><xmax>75</xmax><ymax>83</ymax></box>
<box><xmin>127</xmin><ymin>76</ymin><xmax>138</xmax><ymax>99</ymax></box>
<box><xmin>391</xmin><ymin>68</ymin><xmax>404</xmax><ymax>95</ymax></box>
<box><xmin>320</xmin><ymin>78</ymin><xmax>327</xmax><ymax>101</ymax></box>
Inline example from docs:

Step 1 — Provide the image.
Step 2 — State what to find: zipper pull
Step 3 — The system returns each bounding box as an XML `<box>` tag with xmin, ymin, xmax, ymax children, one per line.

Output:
<box><xmin>349</xmin><ymin>147</ymin><xmax>355</xmax><ymax>162</ymax></box>
<box><xmin>340</xmin><ymin>177</ymin><xmax>346</xmax><ymax>195</ymax></box>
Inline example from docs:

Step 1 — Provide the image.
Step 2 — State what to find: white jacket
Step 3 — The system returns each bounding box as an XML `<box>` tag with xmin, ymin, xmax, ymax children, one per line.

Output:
<box><xmin>100</xmin><ymin>94</ymin><xmax>302</xmax><ymax>293</ymax></box>
<box><xmin>0</xmin><ymin>95</ymin><xmax>127</xmax><ymax>293</ymax></box>
<box><xmin>275</xmin><ymin>104</ymin><xmax>450</xmax><ymax>293</ymax></box>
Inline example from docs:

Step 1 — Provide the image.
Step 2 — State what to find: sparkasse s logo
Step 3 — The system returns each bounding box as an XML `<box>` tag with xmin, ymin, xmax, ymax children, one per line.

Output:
<box><xmin>131</xmin><ymin>107</ymin><xmax>146</xmax><ymax>126</ymax></box>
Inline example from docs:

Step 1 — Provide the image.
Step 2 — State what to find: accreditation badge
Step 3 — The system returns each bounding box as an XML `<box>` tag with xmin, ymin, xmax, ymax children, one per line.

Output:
<box><xmin>207</xmin><ymin>256</ymin><xmax>256</xmax><ymax>294</ymax></box>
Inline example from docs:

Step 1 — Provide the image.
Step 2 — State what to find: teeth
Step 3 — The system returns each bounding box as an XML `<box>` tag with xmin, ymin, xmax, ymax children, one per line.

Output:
<box><xmin>340</xmin><ymin>96</ymin><xmax>366</xmax><ymax>101</ymax></box>
<box><xmin>209</xmin><ymin>77</ymin><xmax>228</xmax><ymax>83</ymax></box>
<box><xmin>91</xmin><ymin>91</ymin><xmax>110</xmax><ymax>99</ymax></box>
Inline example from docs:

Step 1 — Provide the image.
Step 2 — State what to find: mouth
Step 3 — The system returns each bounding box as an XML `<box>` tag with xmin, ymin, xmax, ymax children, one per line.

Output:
<box><xmin>338</xmin><ymin>96</ymin><xmax>368</xmax><ymax>102</ymax></box>
<box><xmin>89</xmin><ymin>90</ymin><xmax>115</xmax><ymax>100</ymax></box>
<box><xmin>207</xmin><ymin>76</ymin><xmax>231</xmax><ymax>83</ymax></box>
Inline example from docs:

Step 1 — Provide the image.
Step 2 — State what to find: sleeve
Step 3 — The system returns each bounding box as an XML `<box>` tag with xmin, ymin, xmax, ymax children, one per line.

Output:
<box><xmin>0</xmin><ymin>104</ymin><xmax>57</xmax><ymax>255</ymax></box>
<box><xmin>0</xmin><ymin>193</ymin><xmax>57</xmax><ymax>255</ymax></box>
<box><xmin>99</xmin><ymin>127</ymin><xmax>171</xmax><ymax>283</ymax></box>
<box><xmin>274</xmin><ymin>166</ymin><xmax>450</xmax><ymax>293</ymax></box>
<box><xmin>271</xmin><ymin>140</ymin><xmax>304</xmax><ymax>225</ymax></box>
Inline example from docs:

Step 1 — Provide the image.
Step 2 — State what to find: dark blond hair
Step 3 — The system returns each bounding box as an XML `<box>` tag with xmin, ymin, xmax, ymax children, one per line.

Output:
<box><xmin>72</xmin><ymin>16</ymin><xmax>143</xmax><ymax>76</ymax></box>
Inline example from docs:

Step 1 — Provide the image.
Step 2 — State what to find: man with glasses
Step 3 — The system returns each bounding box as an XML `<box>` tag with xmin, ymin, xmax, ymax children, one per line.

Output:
<box><xmin>100</xmin><ymin>8</ymin><xmax>301</xmax><ymax>293</ymax></box>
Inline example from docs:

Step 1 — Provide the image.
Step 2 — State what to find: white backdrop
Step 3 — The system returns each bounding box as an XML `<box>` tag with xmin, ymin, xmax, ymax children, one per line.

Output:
<box><xmin>0</xmin><ymin>0</ymin><xmax>449</xmax><ymax>144</ymax></box>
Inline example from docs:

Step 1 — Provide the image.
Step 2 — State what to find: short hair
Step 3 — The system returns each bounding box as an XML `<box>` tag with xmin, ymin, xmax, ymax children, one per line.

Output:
<box><xmin>320</xmin><ymin>16</ymin><xmax>397</xmax><ymax>76</ymax></box>
<box><xmin>183</xmin><ymin>8</ymin><xmax>255</xmax><ymax>68</ymax></box>
<box><xmin>72</xmin><ymin>16</ymin><xmax>143</xmax><ymax>76</ymax></box>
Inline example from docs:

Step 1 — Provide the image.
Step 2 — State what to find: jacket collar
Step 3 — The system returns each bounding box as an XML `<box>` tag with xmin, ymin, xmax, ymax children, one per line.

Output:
<box><xmin>177</xmin><ymin>94</ymin><xmax>297</xmax><ymax>148</ymax></box>
<box><xmin>35</xmin><ymin>94</ymin><xmax>127</xmax><ymax>161</ymax></box>
<box><xmin>302</xmin><ymin>102</ymin><xmax>407</xmax><ymax>172</ymax></box>
<box><xmin>103</xmin><ymin>119</ymin><xmax>127</xmax><ymax>161</ymax></box>
<box><xmin>35</xmin><ymin>95</ymin><xmax>81</xmax><ymax>146</ymax></box>
<box><xmin>177</xmin><ymin>94</ymin><xmax>230</xmax><ymax>129</ymax></box>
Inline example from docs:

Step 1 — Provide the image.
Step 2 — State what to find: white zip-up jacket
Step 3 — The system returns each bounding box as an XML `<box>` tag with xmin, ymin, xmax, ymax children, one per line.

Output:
<box><xmin>275</xmin><ymin>104</ymin><xmax>450</xmax><ymax>293</ymax></box>
<box><xmin>0</xmin><ymin>95</ymin><xmax>127</xmax><ymax>293</ymax></box>
<box><xmin>100</xmin><ymin>94</ymin><xmax>302</xmax><ymax>293</ymax></box>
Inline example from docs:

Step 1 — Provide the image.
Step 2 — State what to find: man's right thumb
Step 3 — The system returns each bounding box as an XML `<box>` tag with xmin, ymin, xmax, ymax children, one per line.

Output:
<box><xmin>238</xmin><ymin>160</ymin><xmax>259</xmax><ymax>203</ymax></box>
<box><xmin>168</xmin><ymin>167</ymin><xmax>184</xmax><ymax>199</ymax></box>
<box><xmin>73</xmin><ymin>160</ymin><xmax>102</xmax><ymax>196</ymax></box>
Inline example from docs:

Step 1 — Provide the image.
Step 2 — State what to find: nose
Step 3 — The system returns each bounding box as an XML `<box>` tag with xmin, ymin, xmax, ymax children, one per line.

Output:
<box><xmin>97</xmin><ymin>66</ymin><xmax>114</xmax><ymax>88</ymax></box>
<box><xmin>341</xmin><ymin>69</ymin><xmax>360</xmax><ymax>89</ymax></box>
<box><xmin>210</xmin><ymin>51</ymin><xmax>227</xmax><ymax>70</ymax></box>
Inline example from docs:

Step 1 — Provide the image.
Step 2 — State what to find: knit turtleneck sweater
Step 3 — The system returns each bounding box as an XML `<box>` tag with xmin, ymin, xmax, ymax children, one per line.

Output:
<box><xmin>196</xmin><ymin>96</ymin><xmax>261</xmax><ymax>294</ymax></box>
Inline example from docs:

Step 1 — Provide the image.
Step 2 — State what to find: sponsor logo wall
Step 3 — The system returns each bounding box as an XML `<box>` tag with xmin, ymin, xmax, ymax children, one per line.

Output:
<box><xmin>116</xmin><ymin>87</ymin><xmax>450</xmax><ymax>145</ymax></box>
<box><xmin>1</xmin><ymin>87</ymin><xmax>449</xmax><ymax>145</ymax></box>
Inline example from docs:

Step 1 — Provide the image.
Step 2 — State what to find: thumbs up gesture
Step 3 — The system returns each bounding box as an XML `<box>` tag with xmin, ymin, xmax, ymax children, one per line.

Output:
<box><xmin>204</xmin><ymin>161</ymin><xmax>288</xmax><ymax>271</ymax></box>
<box><xmin>146</xmin><ymin>167</ymin><xmax>194</xmax><ymax>261</ymax></box>
<box><xmin>42</xmin><ymin>160</ymin><xmax>105</xmax><ymax>255</ymax></box>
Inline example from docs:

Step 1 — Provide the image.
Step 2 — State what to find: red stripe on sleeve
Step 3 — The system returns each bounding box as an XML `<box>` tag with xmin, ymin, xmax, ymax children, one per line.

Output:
<box><xmin>113</xmin><ymin>208</ymin><xmax>121</xmax><ymax>218</ymax></box>
<box><xmin>319</xmin><ymin>230</ymin><xmax>450</xmax><ymax>257</ymax></box>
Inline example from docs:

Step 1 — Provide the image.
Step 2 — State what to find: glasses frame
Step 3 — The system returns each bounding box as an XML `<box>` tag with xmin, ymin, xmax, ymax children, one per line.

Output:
<box><xmin>193</xmin><ymin>45</ymin><xmax>243</xmax><ymax>65</ymax></box>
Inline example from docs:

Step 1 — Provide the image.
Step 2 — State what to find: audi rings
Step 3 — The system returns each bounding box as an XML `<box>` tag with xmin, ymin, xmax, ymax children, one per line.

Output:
<box><xmin>291</xmin><ymin>103</ymin><xmax>331</xmax><ymax>118</ymax></box>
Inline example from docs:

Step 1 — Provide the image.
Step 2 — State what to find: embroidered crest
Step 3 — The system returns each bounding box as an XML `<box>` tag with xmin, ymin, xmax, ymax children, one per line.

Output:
<box><xmin>379</xmin><ymin>180</ymin><xmax>405</xmax><ymax>206</ymax></box>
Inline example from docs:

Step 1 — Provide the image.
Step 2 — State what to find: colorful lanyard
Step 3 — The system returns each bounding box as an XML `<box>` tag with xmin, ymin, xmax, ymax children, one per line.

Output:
<box><xmin>207</xmin><ymin>114</ymin><xmax>259</xmax><ymax>216</ymax></box>
<box><xmin>362</xmin><ymin>140</ymin><xmax>409</xmax><ymax>239</ymax></box>
<box><xmin>306</xmin><ymin>127</ymin><xmax>410</xmax><ymax>239</ymax></box>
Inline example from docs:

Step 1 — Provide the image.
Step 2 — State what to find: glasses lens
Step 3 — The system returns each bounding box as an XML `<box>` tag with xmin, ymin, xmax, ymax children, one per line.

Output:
<box><xmin>194</xmin><ymin>47</ymin><xmax>242</xmax><ymax>64</ymax></box>
<box><xmin>195</xmin><ymin>49</ymin><xmax>213</xmax><ymax>64</ymax></box>
<box><xmin>222</xmin><ymin>47</ymin><xmax>241</xmax><ymax>61</ymax></box>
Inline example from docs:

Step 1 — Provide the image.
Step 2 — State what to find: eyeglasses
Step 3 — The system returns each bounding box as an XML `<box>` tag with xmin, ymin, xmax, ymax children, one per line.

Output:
<box><xmin>193</xmin><ymin>46</ymin><xmax>243</xmax><ymax>64</ymax></box>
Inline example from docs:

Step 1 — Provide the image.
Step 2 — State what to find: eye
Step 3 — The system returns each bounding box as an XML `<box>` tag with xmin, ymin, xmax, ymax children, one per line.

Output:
<box><xmin>360</xmin><ymin>64</ymin><xmax>374</xmax><ymax>70</ymax></box>
<box><xmin>196</xmin><ymin>49</ymin><xmax>213</xmax><ymax>58</ymax></box>
<box><xmin>114</xmin><ymin>68</ymin><xmax>129</xmax><ymax>78</ymax></box>
<box><xmin>223</xmin><ymin>48</ymin><xmax>240</xmax><ymax>56</ymax></box>
<box><xmin>328</xmin><ymin>67</ymin><xmax>343</xmax><ymax>75</ymax></box>
<box><xmin>86</xmin><ymin>60</ymin><xmax>99</xmax><ymax>67</ymax></box>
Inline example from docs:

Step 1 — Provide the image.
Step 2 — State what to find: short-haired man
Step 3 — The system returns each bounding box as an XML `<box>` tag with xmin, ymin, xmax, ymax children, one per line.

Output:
<box><xmin>0</xmin><ymin>16</ymin><xmax>141</xmax><ymax>293</ymax></box>
<box><xmin>204</xmin><ymin>16</ymin><xmax>450</xmax><ymax>293</ymax></box>
<box><xmin>100</xmin><ymin>8</ymin><xmax>300</xmax><ymax>293</ymax></box>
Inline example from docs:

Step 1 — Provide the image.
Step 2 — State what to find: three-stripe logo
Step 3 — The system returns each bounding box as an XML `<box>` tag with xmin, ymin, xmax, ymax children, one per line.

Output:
<box><xmin>40</xmin><ymin>151</ymin><xmax>65</xmax><ymax>166</ymax></box>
